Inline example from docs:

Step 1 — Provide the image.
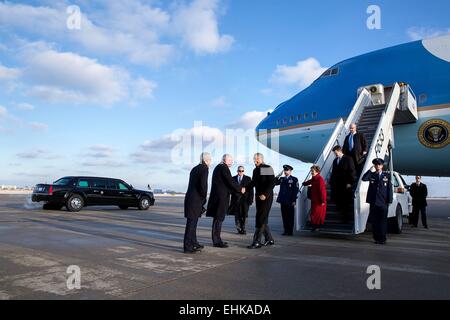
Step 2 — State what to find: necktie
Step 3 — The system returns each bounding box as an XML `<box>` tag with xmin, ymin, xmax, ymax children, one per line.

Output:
<box><xmin>239</xmin><ymin>176</ymin><xmax>242</xmax><ymax>185</ymax></box>
<box><xmin>349</xmin><ymin>134</ymin><xmax>354</xmax><ymax>151</ymax></box>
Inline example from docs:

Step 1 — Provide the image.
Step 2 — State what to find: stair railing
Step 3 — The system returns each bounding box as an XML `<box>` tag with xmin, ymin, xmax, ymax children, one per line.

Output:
<box><xmin>296</xmin><ymin>88</ymin><xmax>372</xmax><ymax>231</ymax></box>
<box><xmin>353</xmin><ymin>83</ymin><xmax>401</xmax><ymax>234</ymax></box>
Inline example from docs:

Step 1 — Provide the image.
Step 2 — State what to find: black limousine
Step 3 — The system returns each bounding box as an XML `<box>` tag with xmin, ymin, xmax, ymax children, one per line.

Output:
<box><xmin>32</xmin><ymin>176</ymin><xmax>155</xmax><ymax>212</ymax></box>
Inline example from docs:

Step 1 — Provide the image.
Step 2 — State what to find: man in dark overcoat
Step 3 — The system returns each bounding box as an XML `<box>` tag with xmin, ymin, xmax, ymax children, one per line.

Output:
<box><xmin>183</xmin><ymin>152</ymin><xmax>211</xmax><ymax>254</ymax></box>
<box><xmin>207</xmin><ymin>154</ymin><xmax>244</xmax><ymax>248</ymax></box>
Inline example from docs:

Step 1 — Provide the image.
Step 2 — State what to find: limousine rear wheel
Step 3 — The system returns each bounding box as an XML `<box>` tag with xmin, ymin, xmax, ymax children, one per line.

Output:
<box><xmin>138</xmin><ymin>197</ymin><xmax>151</xmax><ymax>210</ymax></box>
<box><xmin>66</xmin><ymin>194</ymin><xmax>84</xmax><ymax>212</ymax></box>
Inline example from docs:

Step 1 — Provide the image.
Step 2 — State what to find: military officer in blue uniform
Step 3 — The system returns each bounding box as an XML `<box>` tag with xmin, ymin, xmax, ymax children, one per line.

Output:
<box><xmin>361</xmin><ymin>158</ymin><xmax>393</xmax><ymax>245</ymax></box>
<box><xmin>275</xmin><ymin>165</ymin><xmax>299</xmax><ymax>236</ymax></box>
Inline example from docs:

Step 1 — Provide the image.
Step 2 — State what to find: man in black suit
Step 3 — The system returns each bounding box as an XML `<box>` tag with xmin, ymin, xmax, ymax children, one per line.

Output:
<box><xmin>362</xmin><ymin>158</ymin><xmax>393</xmax><ymax>245</ymax></box>
<box><xmin>329</xmin><ymin>145</ymin><xmax>356</xmax><ymax>223</ymax></box>
<box><xmin>228</xmin><ymin>166</ymin><xmax>253</xmax><ymax>235</ymax></box>
<box><xmin>207</xmin><ymin>154</ymin><xmax>245</xmax><ymax>248</ymax></box>
<box><xmin>183</xmin><ymin>152</ymin><xmax>211</xmax><ymax>254</ymax></box>
<box><xmin>409</xmin><ymin>176</ymin><xmax>428</xmax><ymax>229</ymax></box>
<box><xmin>247</xmin><ymin>153</ymin><xmax>276</xmax><ymax>249</ymax></box>
<box><xmin>343</xmin><ymin>123</ymin><xmax>368</xmax><ymax>176</ymax></box>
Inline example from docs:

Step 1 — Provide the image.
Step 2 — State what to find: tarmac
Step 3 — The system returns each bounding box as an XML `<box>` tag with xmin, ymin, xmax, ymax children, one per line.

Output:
<box><xmin>0</xmin><ymin>194</ymin><xmax>449</xmax><ymax>300</ymax></box>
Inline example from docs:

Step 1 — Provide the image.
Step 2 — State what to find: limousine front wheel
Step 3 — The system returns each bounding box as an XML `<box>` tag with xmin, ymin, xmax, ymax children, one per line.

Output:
<box><xmin>66</xmin><ymin>194</ymin><xmax>84</xmax><ymax>212</ymax></box>
<box><xmin>138</xmin><ymin>197</ymin><xmax>151</xmax><ymax>210</ymax></box>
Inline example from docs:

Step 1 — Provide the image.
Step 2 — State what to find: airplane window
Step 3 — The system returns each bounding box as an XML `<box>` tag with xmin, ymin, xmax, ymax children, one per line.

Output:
<box><xmin>276</xmin><ymin>119</ymin><xmax>280</xmax><ymax>125</ymax></box>
<box><xmin>331</xmin><ymin>68</ymin><xmax>339</xmax><ymax>75</ymax></box>
<box><xmin>312</xmin><ymin>112</ymin><xmax>317</xmax><ymax>119</ymax></box>
<box><xmin>290</xmin><ymin>116</ymin><xmax>294</xmax><ymax>122</ymax></box>
<box><xmin>297</xmin><ymin>114</ymin><xmax>302</xmax><ymax>121</ymax></box>
<box><xmin>304</xmin><ymin>113</ymin><xmax>308</xmax><ymax>120</ymax></box>
<box><xmin>283</xmin><ymin>118</ymin><xmax>287</xmax><ymax>124</ymax></box>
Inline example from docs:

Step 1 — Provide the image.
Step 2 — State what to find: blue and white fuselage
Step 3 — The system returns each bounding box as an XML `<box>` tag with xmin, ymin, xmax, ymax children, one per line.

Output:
<box><xmin>256</xmin><ymin>35</ymin><xmax>450</xmax><ymax>177</ymax></box>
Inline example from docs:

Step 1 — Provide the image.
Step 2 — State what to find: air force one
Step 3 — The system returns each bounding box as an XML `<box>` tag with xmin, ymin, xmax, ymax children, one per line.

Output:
<box><xmin>256</xmin><ymin>34</ymin><xmax>450</xmax><ymax>177</ymax></box>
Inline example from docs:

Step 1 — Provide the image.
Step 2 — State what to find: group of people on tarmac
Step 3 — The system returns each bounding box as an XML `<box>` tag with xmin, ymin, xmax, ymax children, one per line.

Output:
<box><xmin>182</xmin><ymin>123</ymin><xmax>429</xmax><ymax>253</ymax></box>
<box><xmin>183</xmin><ymin>152</ymin><xmax>276</xmax><ymax>253</ymax></box>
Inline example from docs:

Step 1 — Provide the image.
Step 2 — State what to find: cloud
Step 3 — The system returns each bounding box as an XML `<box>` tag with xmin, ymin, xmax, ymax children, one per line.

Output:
<box><xmin>15</xmin><ymin>45</ymin><xmax>156</xmax><ymax>106</ymax></box>
<box><xmin>0</xmin><ymin>1</ymin><xmax>235</xmax><ymax>67</ymax></box>
<box><xmin>15</xmin><ymin>103</ymin><xmax>35</xmax><ymax>110</ymax></box>
<box><xmin>0</xmin><ymin>63</ymin><xmax>21</xmax><ymax>80</ymax></box>
<box><xmin>131</xmin><ymin>78</ymin><xmax>158</xmax><ymax>100</ymax></box>
<box><xmin>81</xmin><ymin>160</ymin><xmax>126</xmax><ymax>168</ymax></box>
<box><xmin>270</xmin><ymin>58</ymin><xmax>327</xmax><ymax>89</ymax></box>
<box><xmin>22</xmin><ymin>48</ymin><xmax>127</xmax><ymax>105</ymax></box>
<box><xmin>16</xmin><ymin>149</ymin><xmax>60</xmax><ymax>160</ymax></box>
<box><xmin>0</xmin><ymin>1</ymin><xmax>174</xmax><ymax>67</ymax></box>
<box><xmin>0</xmin><ymin>105</ymin><xmax>7</xmax><ymax>117</ymax></box>
<box><xmin>407</xmin><ymin>27</ymin><xmax>450</xmax><ymax>41</ymax></box>
<box><xmin>174</xmin><ymin>0</ymin><xmax>234</xmax><ymax>54</ymax></box>
<box><xmin>227</xmin><ymin>110</ymin><xmax>272</xmax><ymax>130</ymax></box>
<box><xmin>85</xmin><ymin>145</ymin><xmax>115</xmax><ymax>158</ymax></box>
<box><xmin>130</xmin><ymin>151</ymin><xmax>170</xmax><ymax>163</ymax></box>
<box><xmin>29</xmin><ymin>122</ymin><xmax>48</xmax><ymax>131</ymax></box>
<box><xmin>211</xmin><ymin>95</ymin><xmax>228</xmax><ymax>108</ymax></box>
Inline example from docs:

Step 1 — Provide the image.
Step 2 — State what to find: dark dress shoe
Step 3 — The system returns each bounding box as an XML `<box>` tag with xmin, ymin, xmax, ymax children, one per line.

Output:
<box><xmin>213</xmin><ymin>243</ymin><xmax>229</xmax><ymax>248</ymax></box>
<box><xmin>282</xmin><ymin>232</ymin><xmax>288</xmax><ymax>236</ymax></box>
<box><xmin>247</xmin><ymin>242</ymin><xmax>262</xmax><ymax>249</ymax></box>
<box><xmin>194</xmin><ymin>244</ymin><xmax>204</xmax><ymax>250</ymax></box>
<box><xmin>184</xmin><ymin>248</ymin><xmax>197</xmax><ymax>254</ymax></box>
<box><xmin>263</xmin><ymin>240</ymin><xmax>275</xmax><ymax>246</ymax></box>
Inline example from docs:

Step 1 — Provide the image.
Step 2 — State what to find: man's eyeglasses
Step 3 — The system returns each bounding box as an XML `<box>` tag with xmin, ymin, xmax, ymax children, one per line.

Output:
<box><xmin>238</xmin><ymin>170</ymin><xmax>244</xmax><ymax>172</ymax></box>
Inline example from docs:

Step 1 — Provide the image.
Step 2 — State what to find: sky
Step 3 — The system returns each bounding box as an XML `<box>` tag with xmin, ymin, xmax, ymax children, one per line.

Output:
<box><xmin>0</xmin><ymin>0</ymin><xmax>449</xmax><ymax>194</ymax></box>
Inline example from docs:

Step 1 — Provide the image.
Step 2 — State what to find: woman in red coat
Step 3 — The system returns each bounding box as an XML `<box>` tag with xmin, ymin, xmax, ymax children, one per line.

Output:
<box><xmin>302</xmin><ymin>165</ymin><xmax>327</xmax><ymax>231</ymax></box>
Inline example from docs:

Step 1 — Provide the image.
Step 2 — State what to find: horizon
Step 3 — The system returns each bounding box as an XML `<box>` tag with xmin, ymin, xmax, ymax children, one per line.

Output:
<box><xmin>1</xmin><ymin>0</ymin><xmax>449</xmax><ymax>194</ymax></box>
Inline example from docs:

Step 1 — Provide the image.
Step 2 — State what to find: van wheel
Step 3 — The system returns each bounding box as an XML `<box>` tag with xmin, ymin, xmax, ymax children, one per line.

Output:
<box><xmin>138</xmin><ymin>197</ymin><xmax>151</xmax><ymax>210</ymax></box>
<box><xmin>388</xmin><ymin>205</ymin><xmax>403</xmax><ymax>234</ymax></box>
<box><xmin>119</xmin><ymin>205</ymin><xmax>128</xmax><ymax>210</ymax></box>
<box><xmin>66</xmin><ymin>195</ymin><xmax>84</xmax><ymax>212</ymax></box>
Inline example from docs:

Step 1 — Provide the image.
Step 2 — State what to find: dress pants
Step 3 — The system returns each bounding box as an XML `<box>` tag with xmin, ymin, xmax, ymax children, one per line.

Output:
<box><xmin>212</xmin><ymin>217</ymin><xmax>225</xmax><ymax>245</ymax></box>
<box><xmin>281</xmin><ymin>204</ymin><xmax>295</xmax><ymax>234</ymax></box>
<box><xmin>184</xmin><ymin>217</ymin><xmax>199</xmax><ymax>250</ymax></box>
<box><xmin>411</xmin><ymin>206</ymin><xmax>428</xmax><ymax>227</ymax></box>
<box><xmin>370</xmin><ymin>205</ymin><xmax>388</xmax><ymax>242</ymax></box>
<box><xmin>235</xmin><ymin>202</ymin><xmax>249</xmax><ymax>232</ymax></box>
<box><xmin>253</xmin><ymin>195</ymin><xmax>274</xmax><ymax>243</ymax></box>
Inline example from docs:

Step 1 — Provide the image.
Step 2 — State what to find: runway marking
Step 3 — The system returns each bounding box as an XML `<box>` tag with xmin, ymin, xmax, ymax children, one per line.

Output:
<box><xmin>116</xmin><ymin>253</ymin><xmax>220</xmax><ymax>274</ymax></box>
<box><xmin>107</xmin><ymin>246</ymin><xmax>137</xmax><ymax>254</ymax></box>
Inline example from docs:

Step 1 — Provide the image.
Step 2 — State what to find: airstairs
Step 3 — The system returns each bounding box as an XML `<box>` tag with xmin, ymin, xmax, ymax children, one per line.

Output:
<box><xmin>296</xmin><ymin>82</ymin><xmax>418</xmax><ymax>234</ymax></box>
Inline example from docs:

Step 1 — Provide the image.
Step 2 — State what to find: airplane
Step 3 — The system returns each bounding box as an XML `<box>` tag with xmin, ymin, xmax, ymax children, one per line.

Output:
<box><xmin>256</xmin><ymin>34</ymin><xmax>450</xmax><ymax>177</ymax></box>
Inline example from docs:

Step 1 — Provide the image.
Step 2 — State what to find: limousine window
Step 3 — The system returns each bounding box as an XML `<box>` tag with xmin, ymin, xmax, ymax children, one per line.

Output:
<box><xmin>78</xmin><ymin>180</ymin><xmax>89</xmax><ymax>188</ymax></box>
<box><xmin>53</xmin><ymin>178</ymin><xmax>72</xmax><ymax>186</ymax></box>
<box><xmin>108</xmin><ymin>180</ymin><xmax>129</xmax><ymax>190</ymax></box>
<box><xmin>90</xmin><ymin>179</ymin><xmax>108</xmax><ymax>189</ymax></box>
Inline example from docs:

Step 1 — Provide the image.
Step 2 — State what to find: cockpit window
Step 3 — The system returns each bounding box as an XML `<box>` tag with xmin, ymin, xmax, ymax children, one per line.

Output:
<box><xmin>320</xmin><ymin>67</ymin><xmax>339</xmax><ymax>78</ymax></box>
